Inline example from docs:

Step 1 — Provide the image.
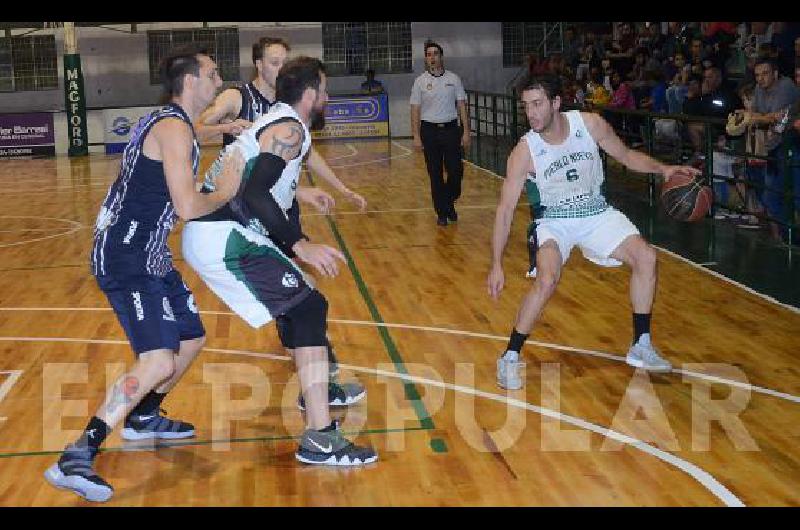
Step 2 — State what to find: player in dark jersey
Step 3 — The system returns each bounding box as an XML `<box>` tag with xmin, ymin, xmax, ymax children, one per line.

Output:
<box><xmin>44</xmin><ymin>45</ymin><xmax>243</xmax><ymax>503</ymax></box>
<box><xmin>196</xmin><ymin>36</ymin><xmax>366</xmax><ymax>384</ymax></box>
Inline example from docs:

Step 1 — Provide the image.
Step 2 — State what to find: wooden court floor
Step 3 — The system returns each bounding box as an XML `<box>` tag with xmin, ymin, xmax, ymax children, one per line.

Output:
<box><xmin>0</xmin><ymin>139</ymin><xmax>797</xmax><ymax>506</ymax></box>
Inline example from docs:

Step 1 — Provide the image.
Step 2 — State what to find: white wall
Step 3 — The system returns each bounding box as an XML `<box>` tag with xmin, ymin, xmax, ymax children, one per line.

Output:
<box><xmin>0</xmin><ymin>22</ymin><xmax>520</xmax><ymax>139</ymax></box>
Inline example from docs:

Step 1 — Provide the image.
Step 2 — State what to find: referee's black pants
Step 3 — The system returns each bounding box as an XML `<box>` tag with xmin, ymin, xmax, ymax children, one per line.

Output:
<box><xmin>420</xmin><ymin>120</ymin><xmax>463</xmax><ymax>219</ymax></box>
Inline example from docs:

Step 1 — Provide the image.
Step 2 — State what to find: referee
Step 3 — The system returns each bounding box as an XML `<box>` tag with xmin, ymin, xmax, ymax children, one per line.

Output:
<box><xmin>410</xmin><ymin>40</ymin><xmax>471</xmax><ymax>226</ymax></box>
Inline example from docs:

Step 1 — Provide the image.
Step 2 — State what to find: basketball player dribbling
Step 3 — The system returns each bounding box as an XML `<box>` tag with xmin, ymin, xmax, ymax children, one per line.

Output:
<box><xmin>488</xmin><ymin>74</ymin><xmax>701</xmax><ymax>390</ymax></box>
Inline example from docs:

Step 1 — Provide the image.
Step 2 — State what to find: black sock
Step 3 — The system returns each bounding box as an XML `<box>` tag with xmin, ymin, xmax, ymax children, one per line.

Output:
<box><xmin>326</xmin><ymin>338</ymin><xmax>337</xmax><ymax>364</ymax></box>
<box><xmin>75</xmin><ymin>416</ymin><xmax>111</xmax><ymax>451</ymax></box>
<box><xmin>633</xmin><ymin>313</ymin><xmax>652</xmax><ymax>344</ymax></box>
<box><xmin>129</xmin><ymin>391</ymin><xmax>167</xmax><ymax>418</ymax></box>
<box><xmin>319</xmin><ymin>420</ymin><xmax>337</xmax><ymax>432</ymax></box>
<box><xmin>506</xmin><ymin>328</ymin><xmax>529</xmax><ymax>353</ymax></box>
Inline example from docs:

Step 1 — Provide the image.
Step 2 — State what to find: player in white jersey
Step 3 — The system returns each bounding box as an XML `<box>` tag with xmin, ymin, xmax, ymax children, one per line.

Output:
<box><xmin>488</xmin><ymin>73</ymin><xmax>701</xmax><ymax>390</ymax></box>
<box><xmin>195</xmin><ymin>35</ymin><xmax>366</xmax><ymax>381</ymax></box>
<box><xmin>183</xmin><ymin>57</ymin><xmax>377</xmax><ymax>466</ymax></box>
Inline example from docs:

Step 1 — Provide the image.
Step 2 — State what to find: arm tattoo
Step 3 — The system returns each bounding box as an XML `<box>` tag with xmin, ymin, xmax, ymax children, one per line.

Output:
<box><xmin>269</xmin><ymin>124</ymin><xmax>303</xmax><ymax>158</ymax></box>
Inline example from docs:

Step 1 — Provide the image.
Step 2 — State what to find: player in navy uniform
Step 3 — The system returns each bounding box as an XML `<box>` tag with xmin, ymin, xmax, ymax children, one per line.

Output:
<box><xmin>44</xmin><ymin>45</ymin><xmax>243</xmax><ymax>502</ymax></box>
<box><xmin>196</xmin><ymin>36</ymin><xmax>366</xmax><ymax>386</ymax></box>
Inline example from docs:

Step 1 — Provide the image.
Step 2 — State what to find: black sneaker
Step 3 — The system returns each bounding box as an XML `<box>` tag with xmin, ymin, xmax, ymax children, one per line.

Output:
<box><xmin>44</xmin><ymin>444</ymin><xmax>113</xmax><ymax>502</ymax></box>
<box><xmin>298</xmin><ymin>381</ymin><xmax>366</xmax><ymax>410</ymax></box>
<box><xmin>296</xmin><ymin>425</ymin><xmax>378</xmax><ymax>466</ymax></box>
<box><xmin>447</xmin><ymin>207</ymin><xmax>458</xmax><ymax>222</ymax></box>
<box><xmin>437</xmin><ymin>216</ymin><xmax>448</xmax><ymax>226</ymax></box>
<box><xmin>121</xmin><ymin>408</ymin><xmax>195</xmax><ymax>441</ymax></box>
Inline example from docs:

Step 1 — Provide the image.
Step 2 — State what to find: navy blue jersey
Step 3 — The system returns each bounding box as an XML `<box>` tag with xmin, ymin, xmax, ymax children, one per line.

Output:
<box><xmin>91</xmin><ymin>104</ymin><xmax>199</xmax><ymax>277</ymax></box>
<box><xmin>222</xmin><ymin>82</ymin><xmax>275</xmax><ymax>147</ymax></box>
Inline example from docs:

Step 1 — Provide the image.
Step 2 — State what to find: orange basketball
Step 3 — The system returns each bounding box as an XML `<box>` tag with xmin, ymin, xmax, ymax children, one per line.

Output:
<box><xmin>661</xmin><ymin>172</ymin><xmax>713</xmax><ymax>222</ymax></box>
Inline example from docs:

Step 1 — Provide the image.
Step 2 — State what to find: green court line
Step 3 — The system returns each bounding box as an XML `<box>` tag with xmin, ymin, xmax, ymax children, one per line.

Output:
<box><xmin>305</xmin><ymin>172</ymin><xmax>436</xmax><ymax>433</ymax></box>
<box><xmin>0</xmin><ymin>426</ymin><xmax>431</xmax><ymax>460</ymax></box>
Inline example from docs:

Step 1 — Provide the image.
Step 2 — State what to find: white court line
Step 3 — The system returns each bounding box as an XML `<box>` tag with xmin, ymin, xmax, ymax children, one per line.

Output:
<box><xmin>0</xmin><ymin>216</ymin><xmax>85</xmax><ymax>248</ymax></box>
<box><xmin>0</xmin><ymin>335</ymin><xmax>744</xmax><ymax>507</ymax></box>
<box><xmin>465</xmin><ymin>162</ymin><xmax>800</xmax><ymax>314</ymax></box>
<box><xmin>325</xmin><ymin>143</ymin><xmax>359</xmax><ymax>161</ymax></box>
<box><xmin>329</xmin><ymin>141</ymin><xmax>412</xmax><ymax>168</ymax></box>
<box><xmin>0</xmin><ymin>369</ymin><xmax>24</xmax><ymax>422</ymax></box>
<box><xmin>653</xmin><ymin>245</ymin><xmax>800</xmax><ymax>315</ymax></box>
<box><xmin>0</xmin><ymin>306</ymin><xmax>796</xmax><ymax>405</ymax></box>
<box><xmin>302</xmin><ymin>203</ymin><xmax>502</xmax><ymax>217</ymax></box>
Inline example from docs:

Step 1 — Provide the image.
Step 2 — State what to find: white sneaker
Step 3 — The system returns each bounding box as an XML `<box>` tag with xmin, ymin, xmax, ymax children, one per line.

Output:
<box><xmin>497</xmin><ymin>356</ymin><xmax>525</xmax><ymax>390</ymax></box>
<box><xmin>626</xmin><ymin>334</ymin><xmax>672</xmax><ymax>373</ymax></box>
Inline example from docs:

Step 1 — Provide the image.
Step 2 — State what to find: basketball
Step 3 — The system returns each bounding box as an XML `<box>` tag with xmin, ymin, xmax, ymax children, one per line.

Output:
<box><xmin>660</xmin><ymin>172</ymin><xmax>713</xmax><ymax>222</ymax></box>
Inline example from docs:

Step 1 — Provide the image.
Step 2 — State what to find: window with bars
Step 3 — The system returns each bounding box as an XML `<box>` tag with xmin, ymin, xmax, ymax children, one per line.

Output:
<box><xmin>503</xmin><ymin>22</ymin><xmax>566</xmax><ymax>68</ymax></box>
<box><xmin>147</xmin><ymin>27</ymin><xmax>239</xmax><ymax>85</ymax></box>
<box><xmin>0</xmin><ymin>35</ymin><xmax>58</xmax><ymax>92</ymax></box>
<box><xmin>322</xmin><ymin>22</ymin><xmax>411</xmax><ymax>76</ymax></box>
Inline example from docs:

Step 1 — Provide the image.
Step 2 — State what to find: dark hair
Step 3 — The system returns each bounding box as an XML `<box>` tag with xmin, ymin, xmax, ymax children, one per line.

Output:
<box><xmin>252</xmin><ymin>36</ymin><xmax>291</xmax><ymax>64</ymax></box>
<box><xmin>424</xmin><ymin>40</ymin><xmax>443</xmax><ymax>56</ymax></box>
<box><xmin>754</xmin><ymin>57</ymin><xmax>777</xmax><ymax>71</ymax></box>
<box><xmin>276</xmin><ymin>56</ymin><xmax>326</xmax><ymax>106</ymax></box>
<box><xmin>517</xmin><ymin>73</ymin><xmax>562</xmax><ymax>100</ymax></box>
<box><xmin>159</xmin><ymin>44</ymin><xmax>210</xmax><ymax>97</ymax></box>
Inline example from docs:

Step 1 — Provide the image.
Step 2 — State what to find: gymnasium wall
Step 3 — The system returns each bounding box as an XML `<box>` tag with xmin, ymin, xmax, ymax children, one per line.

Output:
<box><xmin>0</xmin><ymin>22</ymin><xmax>520</xmax><ymax>149</ymax></box>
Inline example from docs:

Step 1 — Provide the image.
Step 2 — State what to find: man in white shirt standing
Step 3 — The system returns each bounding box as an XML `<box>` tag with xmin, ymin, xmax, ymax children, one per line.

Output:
<box><xmin>410</xmin><ymin>40</ymin><xmax>471</xmax><ymax>226</ymax></box>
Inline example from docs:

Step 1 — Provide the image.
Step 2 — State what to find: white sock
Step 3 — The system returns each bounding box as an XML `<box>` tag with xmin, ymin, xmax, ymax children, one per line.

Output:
<box><xmin>502</xmin><ymin>350</ymin><xmax>519</xmax><ymax>362</ymax></box>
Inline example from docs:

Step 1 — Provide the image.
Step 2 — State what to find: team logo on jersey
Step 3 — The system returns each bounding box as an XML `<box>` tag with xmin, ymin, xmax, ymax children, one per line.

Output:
<box><xmin>576</xmin><ymin>129</ymin><xmax>583</xmax><ymax>138</ymax></box>
<box><xmin>122</xmin><ymin>220</ymin><xmax>139</xmax><ymax>245</ymax></box>
<box><xmin>131</xmin><ymin>291</ymin><xmax>144</xmax><ymax>321</ymax></box>
<box><xmin>426</xmin><ymin>83</ymin><xmax>433</xmax><ymax>90</ymax></box>
<box><xmin>282</xmin><ymin>272</ymin><xmax>299</xmax><ymax>289</ymax></box>
<box><xmin>162</xmin><ymin>297</ymin><xmax>175</xmax><ymax>322</ymax></box>
<box><xmin>537</xmin><ymin>149</ymin><xmax>547</xmax><ymax>157</ymax></box>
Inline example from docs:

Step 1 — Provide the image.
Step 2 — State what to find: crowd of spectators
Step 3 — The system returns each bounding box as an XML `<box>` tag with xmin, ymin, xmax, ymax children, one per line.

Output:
<box><xmin>522</xmin><ymin>22</ymin><xmax>800</xmax><ymax>242</ymax></box>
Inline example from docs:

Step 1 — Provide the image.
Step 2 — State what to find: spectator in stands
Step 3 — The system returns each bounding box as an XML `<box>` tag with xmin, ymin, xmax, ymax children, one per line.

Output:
<box><xmin>686</xmin><ymin>66</ymin><xmax>742</xmax><ymax>163</ymax></box>
<box><xmin>726</xmin><ymin>83</ymin><xmax>766</xmax><ymax>228</ymax></box>
<box><xmin>666</xmin><ymin>52</ymin><xmax>691</xmax><ymax>113</ymax></box>
<box><xmin>360</xmin><ymin>69</ymin><xmax>385</xmax><ymax>94</ymax></box>
<box><xmin>769</xmin><ymin>22</ymin><xmax>800</xmax><ymax>76</ymax></box>
<box><xmin>750</xmin><ymin>57</ymin><xmax>800</xmax><ymax>240</ymax></box>
<box><xmin>639</xmin><ymin>69</ymin><xmax>668</xmax><ymax>113</ymax></box>
<box><xmin>682</xmin><ymin>74</ymin><xmax>704</xmax><ymax>115</ymax></box>
<box><xmin>609</xmin><ymin>69</ymin><xmax>636</xmax><ymax>109</ymax></box>
<box><xmin>585</xmin><ymin>68</ymin><xmax>611</xmax><ymax>109</ymax></box>
<box><xmin>663</xmin><ymin>22</ymin><xmax>685</xmax><ymax>61</ymax></box>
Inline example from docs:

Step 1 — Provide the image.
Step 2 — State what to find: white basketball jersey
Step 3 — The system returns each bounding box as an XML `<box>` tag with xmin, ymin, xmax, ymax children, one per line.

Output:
<box><xmin>524</xmin><ymin>111</ymin><xmax>608</xmax><ymax>218</ymax></box>
<box><xmin>204</xmin><ymin>102</ymin><xmax>311</xmax><ymax>216</ymax></box>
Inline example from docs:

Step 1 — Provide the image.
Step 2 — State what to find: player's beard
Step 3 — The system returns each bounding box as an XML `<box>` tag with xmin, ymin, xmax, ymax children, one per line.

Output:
<box><xmin>310</xmin><ymin>106</ymin><xmax>326</xmax><ymax>131</ymax></box>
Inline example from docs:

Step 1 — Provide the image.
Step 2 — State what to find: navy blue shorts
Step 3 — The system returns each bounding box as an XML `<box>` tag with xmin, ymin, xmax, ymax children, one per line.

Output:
<box><xmin>95</xmin><ymin>269</ymin><xmax>206</xmax><ymax>355</ymax></box>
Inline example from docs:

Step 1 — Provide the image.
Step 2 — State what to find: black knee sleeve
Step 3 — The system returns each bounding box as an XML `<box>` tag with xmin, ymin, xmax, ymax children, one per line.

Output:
<box><xmin>275</xmin><ymin>291</ymin><xmax>328</xmax><ymax>348</ymax></box>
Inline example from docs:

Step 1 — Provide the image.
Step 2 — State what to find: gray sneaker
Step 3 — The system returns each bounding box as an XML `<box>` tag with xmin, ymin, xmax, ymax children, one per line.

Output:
<box><xmin>497</xmin><ymin>356</ymin><xmax>525</xmax><ymax>390</ymax></box>
<box><xmin>44</xmin><ymin>444</ymin><xmax>113</xmax><ymax>502</ymax></box>
<box><xmin>296</xmin><ymin>425</ymin><xmax>378</xmax><ymax>466</ymax></box>
<box><xmin>626</xmin><ymin>334</ymin><xmax>672</xmax><ymax>372</ymax></box>
<box><xmin>298</xmin><ymin>381</ymin><xmax>366</xmax><ymax>410</ymax></box>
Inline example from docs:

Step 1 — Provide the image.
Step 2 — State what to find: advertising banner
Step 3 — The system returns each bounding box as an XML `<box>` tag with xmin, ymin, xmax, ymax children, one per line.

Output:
<box><xmin>103</xmin><ymin>106</ymin><xmax>161</xmax><ymax>154</ymax></box>
<box><xmin>0</xmin><ymin>112</ymin><xmax>56</xmax><ymax>158</ymax></box>
<box><xmin>312</xmin><ymin>93</ymin><xmax>389</xmax><ymax>140</ymax></box>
